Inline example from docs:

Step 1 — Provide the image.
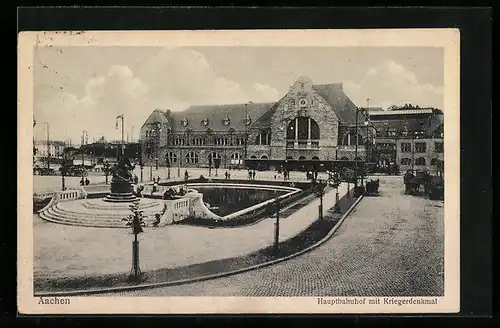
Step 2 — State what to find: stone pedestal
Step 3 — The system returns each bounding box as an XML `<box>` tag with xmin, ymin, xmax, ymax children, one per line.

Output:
<box><xmin>104</xmin><ymin>180</ymin><xmax>137</xmax><ymax>203</ymax></box>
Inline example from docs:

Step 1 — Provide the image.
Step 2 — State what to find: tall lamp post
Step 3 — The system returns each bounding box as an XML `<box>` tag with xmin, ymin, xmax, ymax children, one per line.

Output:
<box><xmin>116</xmin><ymin>114</ymin><xmax>125</xmax><ymax>159</ymax></box>
<box><xmin>354</xmin><ymin>107</ymin><xmax>360</xmax><ymax>188</ymax></box>
<box><xmin>81</xmin><ymin>130</ymin><xmax>88</xmax><ymax>181</ymax></box>
<box><xmin>44</xmin><ymin>122</ymin><xmax>50</xmax><ymax>170</ymax></box>
<box><xmin>244</xmin><ymin>103</ymin><xmax>248</xmax><ymax>169</ymax></box>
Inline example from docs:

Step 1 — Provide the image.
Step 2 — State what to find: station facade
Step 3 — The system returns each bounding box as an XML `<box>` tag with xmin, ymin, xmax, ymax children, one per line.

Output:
<box><xmin>140</xmin><ymin>76</ymin><xmax>444</xmax><ymax>173</ymax></box>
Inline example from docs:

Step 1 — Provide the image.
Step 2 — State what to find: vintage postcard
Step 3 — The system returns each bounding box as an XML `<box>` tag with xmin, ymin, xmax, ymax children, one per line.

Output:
<box><xmin>18</xmin><ymin>29</ymin><xmax>460</xmax><ymax>314</ymax></box>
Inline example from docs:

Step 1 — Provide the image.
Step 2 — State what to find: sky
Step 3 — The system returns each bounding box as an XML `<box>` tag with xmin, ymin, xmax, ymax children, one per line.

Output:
<box><xmin>33</xmin><ymin>46</ymin><xmax>444</xmax><ymax>143</ymax></box>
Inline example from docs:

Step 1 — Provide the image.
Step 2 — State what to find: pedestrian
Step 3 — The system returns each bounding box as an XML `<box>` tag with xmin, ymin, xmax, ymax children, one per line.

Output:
<box><xmin>134</xmin><ymin>175</ymin><xmax>139</xmax><ymax>184</ymax></box>
<box><xmin>79</xmin><ymin>178</ymin><xmax>84</xmax><ymax>186</ymax></box>
<box><xmin>152</xmin><ymin>181</ymin><xmax>158</xmax><ymax>195</ymax></box>
<box><xmin>228</xmin><ymin>171</ymin><xmax>231</xmax><ymax>179</ymax></box>
<box><xmin>184</xmin><ymin>170</ymin><xmax>189</xmax><ymax>182</ymax></box>
<box><xmin>85</xmin><ymin>178</ymin><xmax>90</xmax><ymax>186</ymax></box>
<box><xmin>225</xmin><ymin>171</ymin><xmax>228</xmax><ymax>179</ymax></box>
<box><xmin>248</xmin><ymin>170</ymin><xmax>252</xmax><ymax>180</ymax></box>
<box><xmin>80</xmin><ymin>184</ymin><xmax>87</xmax><ymax>199</ymax></box>
<box><xmin>252</xmin><ymin>170</ymin><xmax>256</xmax><ymax>180</ymax></box>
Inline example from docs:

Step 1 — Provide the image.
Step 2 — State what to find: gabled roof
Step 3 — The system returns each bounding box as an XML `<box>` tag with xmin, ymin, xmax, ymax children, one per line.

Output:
<box><xmin>250</xmin><ymin>96</ymin><xmax>286</xmax><ymax>130</ymax></box>
<box><xmin>142</xmin><ymin>109</ymin><xmax>171</xmax><ymax>127</ymax></box>
<box><xmin>167</xmin><ymin>102</ymin><xmax>274</xmax><ymax>132</ymax></box>
<box><xmin>312</xmin><ymin>84</ymin><xmax>361</xmax><ymax>125</ymax></box>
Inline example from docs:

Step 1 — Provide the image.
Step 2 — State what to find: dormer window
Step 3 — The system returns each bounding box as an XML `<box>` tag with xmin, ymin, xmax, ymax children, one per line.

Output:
<box><xmin>222</xmin><ymin>115</ymin><xmax>230</xmax><ymax>126</ymax></box>
<box><xmin>181</xmin><ymin>117</ymin><xmax>189</xmax><ymax>127</ymax></box>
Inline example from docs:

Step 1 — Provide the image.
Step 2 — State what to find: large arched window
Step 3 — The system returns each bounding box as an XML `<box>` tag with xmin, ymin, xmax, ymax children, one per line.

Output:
<box><xmin>185</xmin><ymin>152</ymin><xmax>199</xmax><ymax>164</ymax></box>
<box><xmin>415</xmin><ymin>157</ymin><xmax>426</xmax><ymax>166</ymax></box>
<box><xmin>165</xmin><ymin>152</ymin><xmax>177</xmax><ymax>164</ymax></box>
<box><xmin>286</xmin><ymin>117</ymin><xmax>320</xmax><ymax>141</ymax></box>
<box><xmin>341</xmin><ymin>132</ymin><xmax>364</xmax><ymax>146</ymax></box>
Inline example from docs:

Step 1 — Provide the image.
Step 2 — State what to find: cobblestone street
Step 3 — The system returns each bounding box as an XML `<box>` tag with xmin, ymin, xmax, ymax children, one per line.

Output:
<box><xmin>103</xmin><ymin>176</ymin><xmax>444</xmax><ymax>297</ymax></box>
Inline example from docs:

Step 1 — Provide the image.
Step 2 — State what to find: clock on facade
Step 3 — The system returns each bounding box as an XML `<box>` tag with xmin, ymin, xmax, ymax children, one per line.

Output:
<box><xmin>299</xmin><ymin>98</ymin><xmax>308</xmax><ymax>108</ymax></box>
<box><xmin>181</xmin><ymin>117</ymin><xmax>189</xmax><ymax>127</ymax></box>
<box><xmin>222</xmin><ymin>115</ymin><xmax>231</xmax><ymax>126</ymax></box>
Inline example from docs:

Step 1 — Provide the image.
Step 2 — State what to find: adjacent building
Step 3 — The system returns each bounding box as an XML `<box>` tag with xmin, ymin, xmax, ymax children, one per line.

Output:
<box><xmin>367</xmin><ymin>108</ymin><xmax>444</xmax><ymax>174</ymax></box>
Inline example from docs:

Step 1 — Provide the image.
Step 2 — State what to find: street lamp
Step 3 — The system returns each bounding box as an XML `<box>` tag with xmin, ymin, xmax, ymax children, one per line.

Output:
<box><xmin>81</xmin><ymin>130</ymin><xmax>88</xmax><ymax>182</ymax></box>
<box><xmin>355</xmin><ymin>108</ymin><xmax>359</xmax><ymax>188</ymax></box>
<box><xmin>243</xmin><ymin>104</ymin><xmax>250</xmax><ymax>167</ymax></box>
<box><xmin>116</xmin><ymin>114</ymin><xmax>125</xmax><ymax>159</ymax></box>
<box><xmin>44</xmin><ymin>122</ymin><xmax>50</xmax><ymax>170</ymax></box>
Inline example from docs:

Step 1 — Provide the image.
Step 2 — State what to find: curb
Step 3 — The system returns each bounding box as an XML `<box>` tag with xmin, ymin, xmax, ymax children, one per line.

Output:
<box><xmin>35</xmin><ymin>194</ymin><xmax>364</xmax><ymax>297</ymax></box>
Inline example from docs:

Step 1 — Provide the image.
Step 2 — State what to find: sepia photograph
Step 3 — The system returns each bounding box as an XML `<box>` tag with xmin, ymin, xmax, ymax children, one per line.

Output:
<box><xmin>18</xmin><ymin>29</ymin><xmax>460</xmax><ymax>314</ymax></box>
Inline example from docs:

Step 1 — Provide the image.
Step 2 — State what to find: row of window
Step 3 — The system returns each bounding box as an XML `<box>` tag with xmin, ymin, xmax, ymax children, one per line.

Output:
<box><xmin>376</xmin><ymin>129</ymin><xmax>443</xmax><ymax>139</ymax></box>
<box><xmin>161</xmin><ymin>152</ymin><xmax>244</xmax><ymax>164</ymax></box>
<box><xmin>171</xmin><ymin>137</ymin><xmax>246</xmax><ymax>146</ymax></box>
<box><xmin>400</xmin><ymin>158</ymin><xmax>443</xmax><ymax>166</ymax></box>
<box><xmin>400</xmin><ymin>142</ymin><xmax>444</xmax><ymax>153</ymax></box>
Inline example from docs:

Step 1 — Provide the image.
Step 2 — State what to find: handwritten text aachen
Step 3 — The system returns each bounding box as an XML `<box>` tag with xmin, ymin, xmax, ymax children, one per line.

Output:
<box><xmin>317</xmin><ymin>297</ymin><xmax>438</xmax><ymax>306</ymax></box>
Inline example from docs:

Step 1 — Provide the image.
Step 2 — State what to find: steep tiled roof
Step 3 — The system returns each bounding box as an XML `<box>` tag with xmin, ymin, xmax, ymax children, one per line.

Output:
<box><xmin>250</xmin><ymin>96</ymin><xmax>286</xmax><ymax>129</ymax></box>
<box><xmin>142</xmin><ymin>109</ymin><xmax>171</xmax><ymax>127</ymax></box>
<box><xmin>426</xmin><ymin>113</ymin><xmax>444</xmax><ymax>135</ymax></box>
<box><xmin>167</xmin><ymin>102</ymin><xmax>274</xmax><ymax>132</ymax></box>
<box><xmin>370</xmin><ymin>113</ymin><xmax>444</xmax><ymax>137</ymax></box>
<box><xmin>312</xmin><ymin>84</ymin><xmax>361</xmax><ymax>125</ymax></box>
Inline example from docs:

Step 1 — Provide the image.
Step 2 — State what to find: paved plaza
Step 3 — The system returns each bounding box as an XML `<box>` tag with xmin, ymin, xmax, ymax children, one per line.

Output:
<box><xmin>34</xmin><ymin>180</ymin><xmax>349</xmax><ymax>285</ymax></box>
<box><xmin>33</xmin><ymin>167</ymin><xmax>332</xmax><ymax>195</ymax></box>
<box><xmin>97</xmin><ymin>176</ymin><xmax>444</xmax><ymax>297</ymax></box>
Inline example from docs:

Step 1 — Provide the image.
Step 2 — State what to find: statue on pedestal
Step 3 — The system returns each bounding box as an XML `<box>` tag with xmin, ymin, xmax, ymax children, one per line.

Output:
<box><xmin>104</xmin><ymin>156</ymin><xmax>138</xmax><ymax>203</ymax></box>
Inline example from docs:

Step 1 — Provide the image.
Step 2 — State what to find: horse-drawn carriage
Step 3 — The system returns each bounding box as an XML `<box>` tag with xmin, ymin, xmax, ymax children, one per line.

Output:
<box><xmin>365</xmin><ymin>179</ymin><xmax>380</xmax><ymax>196</ymax></box>
<box><xmin>404</xmin><ymin>170</ymin><xmax>444</xmax><ymax>200</ymax></box>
